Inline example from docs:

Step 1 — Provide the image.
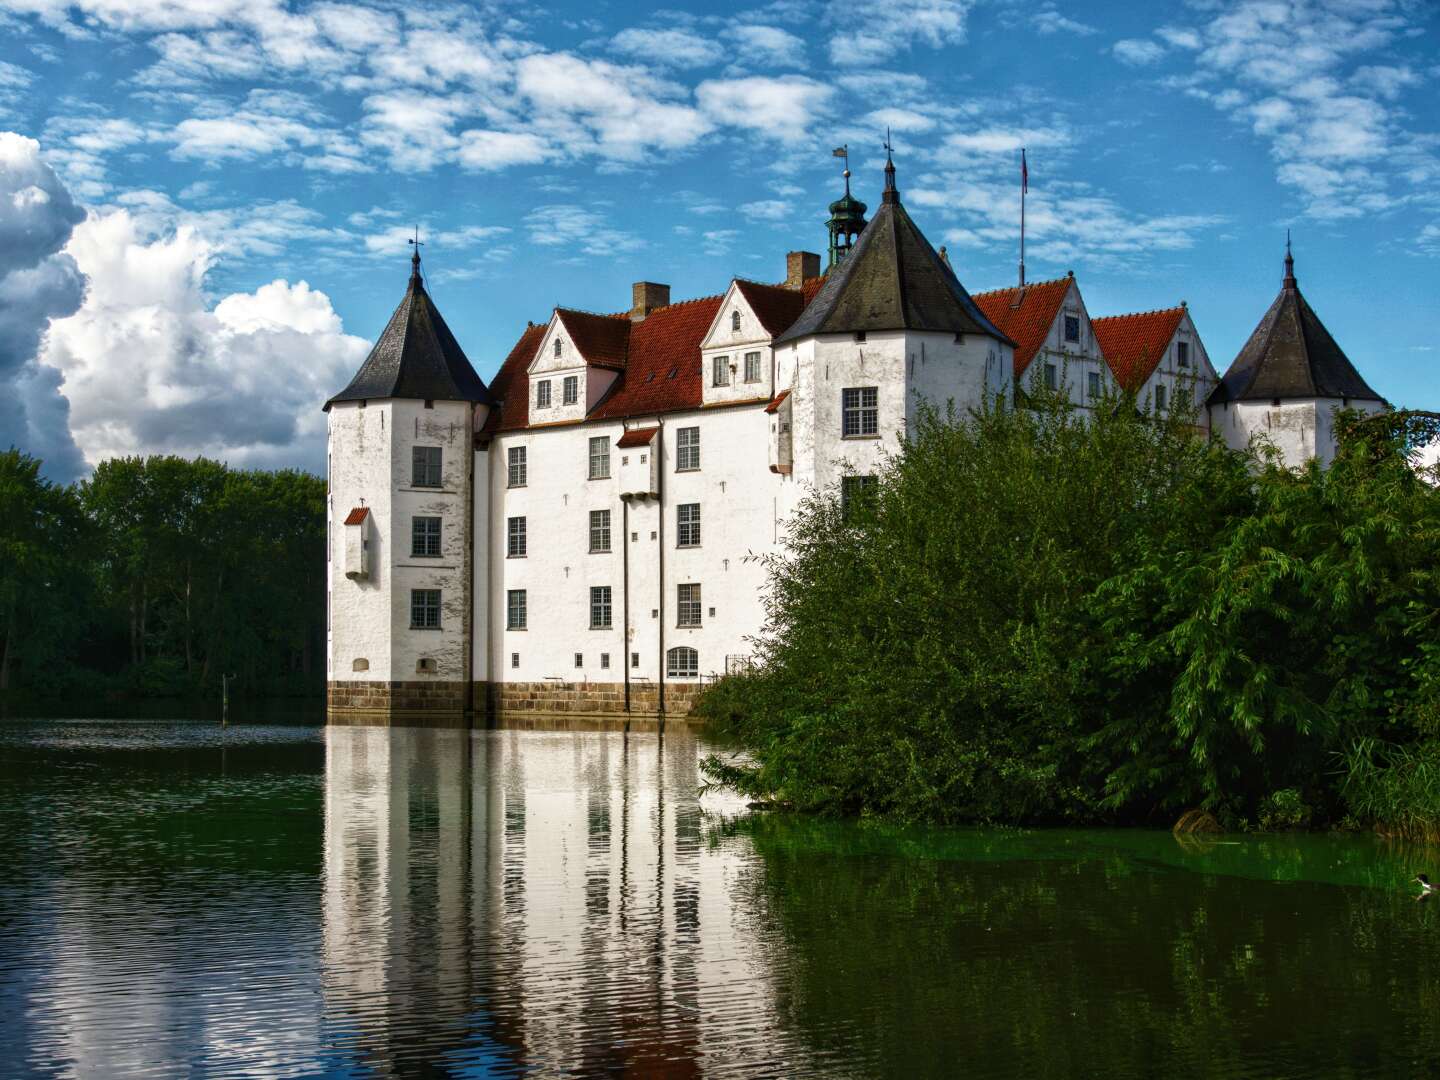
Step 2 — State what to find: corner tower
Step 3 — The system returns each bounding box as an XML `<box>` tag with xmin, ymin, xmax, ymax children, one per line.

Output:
<box><xmin>1208</xmin><ymin>237</ymin><xmax>1386</xmax><ymax>466</ymax></box>
<box><xmin>324</xmin><ymin>248</ymin><xmax>492</xmax><ymax>726</ymax></box>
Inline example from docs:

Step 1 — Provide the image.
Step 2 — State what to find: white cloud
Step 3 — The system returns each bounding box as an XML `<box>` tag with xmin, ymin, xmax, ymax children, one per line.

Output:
<box><xmin>1032</xmin><ymin>6</ymin><xmax>1096</xmax><ymax>37</ymax></box>
<box><xmin>611</xmin><ymin>27</ymin><xmax>722</xmax><ymax>69</ymax></box>
<box><xmin>1155</xmin><ymin>26</ymin><xmax>1201</xmax><ymax>51</ymax></box>
<box><xmin>828</xmin><ymin>0</ymin><xmax>974</xmax><ymax>66</ymax></box>
<box><xmin>726</xmin><ymin>25</ymin><xmax>806</xmax><ymax>68</ymax></box>
<box><xmin>1351</xmin><ymin>64</ymin><xmax>1422</xmax><ymax>100</ymax></box>
<box><xmin>739</xmin><ymin>199</ymin><xmax>790</xmax><ymax>222</ymax></box>
<box><xmin>695</xmin><ymin>75</ymin><xmax>832</xmax><ymax>138</ymax></box>
<box><xmin>701</xmin><ymin>228</ymin><xmax>737</xmax><ymax>256</ymax></box>
<box><xmin>523</xmin><ymin>204</ymin><xmax>643</xmax><ymax>257</ymax></box>
<box><xmin>1113</xmin><ymin>39</ymin><xmax>1165</xmax><ymax>66</ymax></box>
<box><xmin>456</xmin><ymin>129</ymin><xmax>553</xmax><ymax>171</ymax></box>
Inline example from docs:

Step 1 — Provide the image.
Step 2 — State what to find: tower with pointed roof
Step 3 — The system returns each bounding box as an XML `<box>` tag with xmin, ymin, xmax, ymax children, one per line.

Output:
<box><xmin>1208</xmin><ymin>238</ymin><xmax>1386</xmax><ymax>466</ymax></box>
<box><xmin>324</xmin><ymin>247</ymin><xmax>493</xmax><ymax>725</ymax></box>
<box><xmin>826</xmin><ymin>158</ymin><xmax>868</xmax><ymax>269</ymax></box>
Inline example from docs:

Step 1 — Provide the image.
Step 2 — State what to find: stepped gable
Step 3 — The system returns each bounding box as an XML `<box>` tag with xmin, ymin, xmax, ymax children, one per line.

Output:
<box><xmin>734</xmin><ymin>278</ymin><xmax>807</xmax><ymax>335</ymax></box>
<box><xmin>1210</xmin><ymin>245</ymin><xmax>1383</xmax><ymax>405</ymax></box>
<box><xmin>557</xmin><ymin>308</ymin><xmax>630</xmax><ymax>368</ymax></box>
<box><xmin>326</xmin><ymin>253</ymin><xmax>490</xmax><ymax>409</ymax></box>
<box><xmin>1092</xmin><ymin>306</ymin><xmax>1185</xmax><ymax>394</ymax></box>
<box><xmin>973</xmin><ymin>276</ymin><xmax>1072</xmax><ymax>379</ymax></box>
<box><xmin>775</xmin><ymin>158</ymin><xmax>1012</xmax><ymax>346</ymax></box>
<box><xmin>591</xmin><ymin>295</ymin><xmax>725</xmax><ymax>419</ymax></box>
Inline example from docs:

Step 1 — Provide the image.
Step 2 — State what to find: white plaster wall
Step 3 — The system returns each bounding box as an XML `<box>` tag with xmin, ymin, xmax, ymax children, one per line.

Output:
<box><xmin>906</xmin><ymin>329</ymin><xmax>1013</xmax><ymax>427</ymax></box>
<box><xmin>328</xmin><ymin>400</ymin><xmax>394</xmax><ymax>681</ymax></box>
<box><xmin>1212</xmin><ymin>396</ymin><xmax>1384</xmax><ymax>467</ymax></box>
<box><xmin>1134</xmin><ymin>310</ymin><xmax>1217</xmax><ymax>431</ymax></box>
<box><xmin>1017</xmin><ymin>279</ymin><xmax>1110</xmax><ymax>409</ymax></box>
<box><xmin>700</xmin><ymin>284</ymin><xmax>776</xmax><ymax>406</ymax></box>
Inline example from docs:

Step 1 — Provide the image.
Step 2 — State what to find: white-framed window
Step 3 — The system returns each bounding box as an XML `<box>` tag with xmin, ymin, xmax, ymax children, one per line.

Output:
<box><xmin>676</xmin><ymin>503</ymin><xmax>700</xmax><ymax>547</ymax></box>
<box><xmin>1087</xmin><ymin>371</ymin><xmax>1101</xmax><ymax>398</ymax></box>
<box><xmin>554</xmin><ymin>338</ymin><xmax>563</xmax><ymax>358</ymax></box>
<box><xmin>743</xmin><ymin>351</ymin><xmax>761</xmax><ymax>382</ymax></box>
<box><xmin>507</xmin><ymin>516</ymin><xmax>526</xmax><ymax>557</ymax></box>
<box><xmin>841</xmin><ymin>386</ymin><xmax>878</xmax><ymax>437</ymax></box>
<box><xmin>511</xmin><ymin>652</ymin><xmax>520</xmax><ymax>669</ymax></box>
<box><xmin>667</xmin><ymin>646</ymin><xmax>698</xmax><ymax>678</ymax></box>
<box><xmin>1177</xmin><ymin>341</ymin><xmax>1190</xmax><ymax>368</ymax></box>
<box><xmin>410</xmin><ymin>589</ymin><xmax>441</xmax><ymax>629</ymax></box>
<box><xmin>574</xmin><ymin>652</ymin><xmax>583</xmax><ymax>668</ymax></box>
<box><xmin>588</xmin><ymin>436</ymin><xmax>610</xmax><ymax>479</ymax></box>
<box><xmin>1064</xmin><ymin>314</ymin><xmax>1081</xmax><ymax>343</ymax></box>
<box><xmin>1155</xmin><ymin>384</ymin><xmax>1169</xmax><ymax>411</ymax></box>
<box><xmin>563</xmin><ymin>375</ymin><xmax>579</xmax><ymax>405</ymax></box>
<box><xmin>1044</xmin><ymin>363</ymin><xmax>1058</xmax><ymax>390</ymax></box>
<box><xmin>507</xmin><ymin>589</ymin><xmax>527</xmax><ymax>630</ymax></box>
<box><xmin>841</xmin><ymin>475</ymin><xmax>878</xmax><ymax>522</ymax></box>
<box><xmin>601</xmin><ymin>653</ymin><xmax>610</xmax><ymax>669</ymax></box>
<box><xmin>412</xmin><ymin>446</ymin><xmax>442</xmax><ymax>487</ymax></box>
<box><xmin>712</xmin><ymin>355</ymin><xmax>730</xmax><ymax>387</ymax></box>
<box><xmin>535</xmin><ymin>380</ymin><xmax>552</xmax><ymax>409</ymax></box>
<box><xmin>731</xmin><ymin>310</ymin><xmax>741</xmax><ymax>332</ymax></box>
<box><xmin>589</xmin><ymin>509</ymin><xmax>611</xmax><ymax>553</ymax></box>
<box><xmin>590</xmin><ymin>585</ymin><xmax>612</xmax><ymax>629</ymax></box>
<box><xmin>676</xmin><ymin>427</ymin><xmax>700</xmax><ymax>471</ymax></box>
<box><xmin>507</xmin><ymin>445</ymin><xmax>527</xmax><ymax>488</ymax></box>
<box><xmin>411</xmin><ymin>516</ymin><xmax>441</xmax><ymax>558</ymax></box>
<box><xmin>677</xmin><ymin>583</ymin><xmax>702</xmax><ymax>627</ymax></box>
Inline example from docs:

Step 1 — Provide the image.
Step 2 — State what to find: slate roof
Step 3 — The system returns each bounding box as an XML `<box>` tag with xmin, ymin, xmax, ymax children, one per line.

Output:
<box><xmin>774</xmin><ymin>177</ymin><xmax>1013</xmax><ymax>346</ymax></box>
<box><xmin>1092</xmin><ymin>307</ymin><xmax>1186</xmax><ymax>394</ymax></box>
<box><xmin>973</xmin><ymin>276</ymin><xmax>1073</xmax><ymax>379</ymax></box>
<box><xmin>1210</xmin><ymin>252</ymin><xmax>1383</xmax><ymax>405</ymax></box>
<box><xmin>326</xmin><ymin>259</ymin><xmax>490</xmax><ymax>409</ymax></box>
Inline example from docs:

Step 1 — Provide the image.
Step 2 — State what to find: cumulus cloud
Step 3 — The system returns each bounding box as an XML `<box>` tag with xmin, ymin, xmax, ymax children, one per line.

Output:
<box><xmin>1113</xmin><ymin>39</ymin><xmax>1165</xmax><ymax>66</ymax></box>
<box><xmin>695</xmin><ymin>75</ymin><xmax>832</xmax><ymax>138</ymax></box>
<box><xmin>726</xmin><ymin>25</ymin><xmax>807</xmax><ymax>69</ymax></box>
<box><xmin>828</xmin><ymin>0</ymin><xmax>974</xmax><ymax>67</ymax></box>
<box><xmin>523</xmin><ymin>204</ymin><xmax>643</xmax><ymax>257</ymax></box>
<box><xmin>611</xmin><ymin>27</ymin><xmax>722</xmax><ymax>69</ymax></box>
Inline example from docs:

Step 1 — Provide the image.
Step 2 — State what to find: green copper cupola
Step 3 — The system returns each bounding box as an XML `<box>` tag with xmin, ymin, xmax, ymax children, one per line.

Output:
<box><xmin>827</xmin><ymin>145</ymin><xmax>868</xmax><ymax>269</ymax></box>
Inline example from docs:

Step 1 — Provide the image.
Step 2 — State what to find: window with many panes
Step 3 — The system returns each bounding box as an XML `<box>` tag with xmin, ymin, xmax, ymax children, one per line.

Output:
<box><xmin>535</xmin><ymin>380</ymin><xmax>552</xmax><ymax>408</ymax></box>
<box><xmin>676</xmin><ymin>427</ymin><xmax>699</xmax><ymax>471</ymax></box>
<box><xmin>842</xmin><ymin>386</ymin><xmax>878</xmax><ymax>437</ymax></box>
<box><xmin>1064</xmin><ymin>314</ymin><xmax>1081</xmax><ymax>343</ymax></box>
<box><xmin>575</xmin><ymin>653</ymin><xmax>583</xmax><ymax>668</ymax></box>
<box><xmin>563</xmin><ymin>375</ymin><xmax>579</xmax><ymax>405</ymax></box>
<box><xmin>411</xmin><ymin>516</ymin><xmax>441</xmax><ymax>557</ymax></box>
<box><xmin>507</xmin><ymin>445</ymin><xmax>526</xmax><ymax>488</ymax></box>
<box><xmin>743</xmin><ymin>351</ymin><xmax>761</xmax><ymax>382</ymax></box>
<box><xmin>1155</xmin><ymin>384</ymin><xmax>1168</xmax><ymax>411</ymax></box>
<box><xmin>667</xmin><ymin>646</ymin><xmax>698</xmax><ymax>678</ymax></box>
<box><xmin>841</xmin><ymin>475</ymin><xmax>878</xmax><ymax>522</ymax></box>
<box><xmin>588</xmin><ymin>436</ymin><xmax>610</xmax><ymax>479</ymax></box>
<box><xmin>1044</xmin><ymin>363</ymin><xmax>1058</xmax><ymax>390</ymax></box>
<box><xmin>590</xmin><ymin>585</ymin><xmax>612</xmax><ymax>629</ymax></box>
<box><xmin>507</xmin><ymin>516</ymin><xmax>526</xmax><ymax>557</ymax></box>
<box><xmin>712</xmin><ymin>355</ymin><xmax>730</xmax><ymax>387</ymax></box>
<box><xmin>676</xmin><ymin>503</ymin><xmax>700</xmax><ymax>547</ymax></box>
<box><xmin>507</xmin><ymin>589</ymin><xmax>527</xmax><ymax>630</ymax></box>
<box><xmin>677</xmin><ymin>583</ymin><xmax>702</xmax><ymax>627</ymax></box>
<box><xmin>1177</xmin><ymin>341</ymin><xmax>1190</xmax><ymax>368</ymax></box>
<box><xmin>731</xmin><ymin>310</ymin><xmax>741</xmax><ymax>332</ymax></box>
<box><xmin>411</xmin><ymin>589</ymin><xmax>441</xmax><ymax>629</ymax></box>
<box><xmin>589</xmin><ymin>509</ymin><xmax>611</xmax><ymax>553</ymax></box>
<box><xmin>601</xmin><ymin>653</ymin><xmax>610</xmax><ymax>669</ymax></box>
<box><xmin>412</xmin><ymin>446</ymin><xmax>442</xmax><ymax>487</ymax></box>
<box><xmin>1087</xmin><ymin>371</ymin><xmax>1101</xmax><ymax>398</ymax></box>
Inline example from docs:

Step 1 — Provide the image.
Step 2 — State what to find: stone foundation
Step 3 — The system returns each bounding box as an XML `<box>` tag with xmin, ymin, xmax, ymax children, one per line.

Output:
<box><xmin>327</xmin><ymin>679</ymin><xmax>471</xmax><ymax>728</ymax></box>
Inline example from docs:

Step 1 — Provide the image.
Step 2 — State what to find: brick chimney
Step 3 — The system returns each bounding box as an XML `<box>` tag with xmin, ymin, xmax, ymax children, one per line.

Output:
<box><xmin>785</xmin><ymin>251</ymin><xmax>820</xmax><ymax>289</ymax></box>
<box><xmin>630</xmin><ymin>281</ymin><xmax>670</xmax><ymax>321</ymax></box>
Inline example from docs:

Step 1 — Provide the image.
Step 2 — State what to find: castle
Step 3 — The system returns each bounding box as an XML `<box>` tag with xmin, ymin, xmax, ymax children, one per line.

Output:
<box><xmin>324</xmin><ymin>154</ymin><xmax>1387</xmax><ymax>728</ymax></box>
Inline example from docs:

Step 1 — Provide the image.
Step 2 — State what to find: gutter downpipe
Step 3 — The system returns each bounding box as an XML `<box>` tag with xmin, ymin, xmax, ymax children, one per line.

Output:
<box><xmin>466</xmin><ymin>403</ymin><xmax>476</xmax><ymax>728</ymax></box>
<box><xmin>622</xmin><ymin>491</ymin><xmax>631</xmax><ymax>732</ymax></box>
<box><xmin>656</xmin><ymin>419</ymin><xmax>665</xmax><ymax>735</ymax></box>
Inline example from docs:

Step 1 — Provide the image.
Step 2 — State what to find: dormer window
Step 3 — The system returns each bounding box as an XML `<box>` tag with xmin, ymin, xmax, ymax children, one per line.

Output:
<box><xmin>563</xmin><ymin>375</ymin><xmax>578</xmax><ymax>405</ymax></box>
<box><xmin>731</xmin><ymin>311</ymin><xmax>741</xmax><ymax>332</ymax></box>
<box><xmin>712</xmin><ymin>355</ymin><xmax>730</xmax><ymax>387</ymax></box>
<box><xmin>536</xmin><ymin>380</ymin><xmax>551</xmax><ymax>409</ymax></box>
<box><xmin>554</xmin><ymin>338</ymin><xmax>563</xmax><ymax>358</ymax></box>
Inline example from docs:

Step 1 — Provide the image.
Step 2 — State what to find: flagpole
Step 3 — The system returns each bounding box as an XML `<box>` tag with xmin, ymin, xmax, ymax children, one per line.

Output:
<box><xmin>1019</xmin><ymin>147</ymin><xmax>1027</xmax><ymax>288</ymax></box>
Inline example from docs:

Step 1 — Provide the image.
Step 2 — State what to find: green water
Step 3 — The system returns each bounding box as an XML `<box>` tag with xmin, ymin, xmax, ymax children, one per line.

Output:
<box><xmin>2</xmin><ymin>720</ymin><xmax>1439</xmax><ymax>1077</ymax></box>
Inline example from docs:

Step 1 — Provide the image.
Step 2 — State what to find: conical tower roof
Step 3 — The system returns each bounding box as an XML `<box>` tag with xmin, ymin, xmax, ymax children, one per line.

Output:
<box><xmin>777</xmin><ymin>156</ymin><xmax>1012</xmax><ymax>346</ymax></box>
<box><xmin>1210</xmin><ymin>241</ymin><xmax>1383</xmax><ymax>405</ymax></box>
<box><xmin>325</xmin><ymin>252</ymin><xmax>490</xmax><ymax>409</ymax></box>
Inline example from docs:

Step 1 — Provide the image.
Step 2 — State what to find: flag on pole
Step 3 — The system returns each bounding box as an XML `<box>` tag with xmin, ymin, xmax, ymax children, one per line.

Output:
<box><xmin>1021</xmin><ymin>148</ymin><xmax>1028</xmax><ymax>193</ymax></box>
<box><xmin>832</xmin><ymin>147</ymin><xmax>847</xmax><ymax>157</ymax></box>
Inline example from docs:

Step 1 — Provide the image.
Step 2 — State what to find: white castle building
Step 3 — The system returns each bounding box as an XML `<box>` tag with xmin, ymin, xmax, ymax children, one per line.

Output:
<box><xmin>325</xmin><ymin>156</ymin><xmax>1386</xmax><ymax>727</ymax></box>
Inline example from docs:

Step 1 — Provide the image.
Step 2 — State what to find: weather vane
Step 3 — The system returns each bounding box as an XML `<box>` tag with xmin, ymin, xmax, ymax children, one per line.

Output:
<box><xmin>832</xmin><ymin>144</ymin><xmax>851</xmax><ymax>192</ymax></box>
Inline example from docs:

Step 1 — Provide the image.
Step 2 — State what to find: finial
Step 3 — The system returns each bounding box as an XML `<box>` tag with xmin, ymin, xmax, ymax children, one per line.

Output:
<box><xmin>882</xmin><ymin>127</ymin><xmax>897</xmax><ymax>201</ymax></box>
<box><xmin>408</xmin><ymin>226</ymin><xmax>424</xmax><ymax>282</ymax></box>
<box><xmin>832</xmin><ymin>144</ymin><xmax>851</xmax><ymax>196</ymax></box>
<box><xmin>1283</xmin><ymin>228</ymin><xmax>1295</xmax><ymax>288</ymax></box>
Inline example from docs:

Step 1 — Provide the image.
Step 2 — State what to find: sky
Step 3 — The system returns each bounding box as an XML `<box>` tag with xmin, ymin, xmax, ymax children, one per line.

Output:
<box><xmin>1</xmin><ymin>0</ymin><xmax>1436</xmax><ymax>482</ymax></box>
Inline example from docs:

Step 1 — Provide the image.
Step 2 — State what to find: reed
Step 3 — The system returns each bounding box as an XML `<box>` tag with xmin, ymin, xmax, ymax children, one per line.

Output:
<box><xmin>1340</xmin><ymin>738</ymin><xmax>1440</xmax><ymax>842</ymax></box>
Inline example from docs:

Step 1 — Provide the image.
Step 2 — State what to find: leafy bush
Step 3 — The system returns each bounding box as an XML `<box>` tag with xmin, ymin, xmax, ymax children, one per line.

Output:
<box><xmin>1256</xmin><ymin>789</ymin><xmax>1312</xmax><ymax>831</ymax></box>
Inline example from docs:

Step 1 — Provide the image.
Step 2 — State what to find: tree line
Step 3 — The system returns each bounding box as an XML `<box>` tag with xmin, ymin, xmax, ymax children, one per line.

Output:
<box><xmin>0</xmin><ymin>451</ymin><xmax>326</xmax><ymax>700</ymax></box>
<box><xmin>698</xmin><ymin>393</ymin><xmax>1440</xmax><ymax>837</ymax></box>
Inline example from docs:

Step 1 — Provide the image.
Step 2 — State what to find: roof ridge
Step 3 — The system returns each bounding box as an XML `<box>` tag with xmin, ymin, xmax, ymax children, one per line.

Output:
<box><xmin>642</xmin><ymin>292</ymin><xmax>725</xmax><ymax>315</ymax></box>
<box><xmin>972</xmin><ymin>276</ymin><xmax>1072</xmax><ymax>298</ymax></box>
<box><xmin>1093</xmin><ymin>305</ymin><xmax>1185</xmax><ymax>322</ymax></box>
<box><xmin>556</xmin><ymin>306</ymin><xmax>631</xmax><ymax>320</ymax></box>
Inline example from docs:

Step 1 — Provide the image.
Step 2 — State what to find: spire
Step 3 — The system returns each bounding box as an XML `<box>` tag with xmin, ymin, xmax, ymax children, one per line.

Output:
<box><xmin>882</xmin><ymin>127</ymin><xmax>898</xmax><ymax>204</ymax></box>
<box><xmin>826</xmin><ymin>145</ymin><xmax>867</xmax><ymax>269</ymax></box>
<box><xmin>1282</xmin><ymin>229</ymin><xmax>1296</xmax><ymax>289</ymax></box>
<box><xmin>408</xmin><ymin>227</ymin><xmax>424</xmax><ymax>286</ymax></box>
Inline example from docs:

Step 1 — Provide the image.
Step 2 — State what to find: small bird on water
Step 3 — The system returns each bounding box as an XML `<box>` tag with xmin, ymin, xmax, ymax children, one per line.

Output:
<box><xmin>1414</xmin><ymin>874</ymin><xmax>1437</xmax><ymax>902</ymax></box>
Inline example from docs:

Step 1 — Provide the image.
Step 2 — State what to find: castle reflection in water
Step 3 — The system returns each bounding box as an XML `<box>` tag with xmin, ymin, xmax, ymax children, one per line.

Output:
<box><xmin>320</xmin><ymin>727</ymin><xmax>784</xmax><ymax>1076</ymax></box>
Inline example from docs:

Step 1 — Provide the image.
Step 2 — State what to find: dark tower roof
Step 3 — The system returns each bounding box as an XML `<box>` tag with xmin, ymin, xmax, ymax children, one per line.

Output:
<box><xmin>325</xmin><ymin>251</ymin><xmax>490</xmax><ymax>410</ymax></box>
<box><xmin>777</xmin><ymin>156</ymin><xmax>1013</xmax><ymax>346</ymax></box>
<box><xmin>1210</xmin><ymin>240</ymin><xmax>1383</xmax><ymax>406</ymax></box>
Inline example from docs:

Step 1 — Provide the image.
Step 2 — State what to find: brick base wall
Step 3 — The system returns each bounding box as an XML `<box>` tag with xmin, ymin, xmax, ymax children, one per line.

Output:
<box><xmin>327</xmin><ymin>679</ymin><xmax>705</xmax><ymax>729</ymax></box>
<box><xmin>327</xmin><ymin>680</ymin><xmax>471</xmax><ymax>728</ymax></box>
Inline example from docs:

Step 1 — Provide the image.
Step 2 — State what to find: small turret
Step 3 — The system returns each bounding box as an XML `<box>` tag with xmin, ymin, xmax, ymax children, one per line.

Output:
<box><xmin>826</xmin><ymin>145</ymin><xmax>867</xmax><ymax>269</ymax></box>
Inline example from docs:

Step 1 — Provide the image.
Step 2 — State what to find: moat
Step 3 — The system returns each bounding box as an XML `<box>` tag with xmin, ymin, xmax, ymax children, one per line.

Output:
<box><xmin>3</xmin><ymin>718</ymin><xmax>1440</xmax><ymax>1077</ymax></box>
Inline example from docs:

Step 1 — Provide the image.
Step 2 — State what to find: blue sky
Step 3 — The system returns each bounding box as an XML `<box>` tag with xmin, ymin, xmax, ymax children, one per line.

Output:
<box><xmin>1</xmin><ymin>0</ymin><xmax>1436</xmax><ymax>480</ymax></box>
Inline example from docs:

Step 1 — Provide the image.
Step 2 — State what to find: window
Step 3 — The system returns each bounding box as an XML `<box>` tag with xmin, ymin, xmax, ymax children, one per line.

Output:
<box><xmin>667</xmin><ymin>646</ymin><xmax>698</xmax><ymax>678</ymax></box>
<box><xmin>1155</xmin><ymin>384</ymin><xmax>1168</xmax><ymax>411</ymax></box>
<box><xmin>1087</xmin><ymin>371</ymin><xmax>1101</xmax><ymax>398</ymax></box>
<box><xmin>1064</xmin><ymin>314</ymin><xmax>1081</xmax><ymax>343</ymax></box>
<box><xmin>507</xmin><ymin>445</ymin><xmax>527</xmax><ymax>488</ymax></box>
<box><xmin>411</xmin><ymin>589</ymin><xmax>441</xmax><ymax>629</ymax></box>
<box><xmin>631</xmin><ymin>652</ymin><xmax>640</xmax><ymax>668</ymax></box>
<box><xmin>507</xmin><ymin>516</ymin><xmax>527</xmax><ymax>557</ymax></box>
<box><xmin>507</xmin><ymin>589</ymin><xmax>527</xmax><ymax>630</ymax></box>
<box><xmin>1177</xmin><ymin>341</ymin><xmax>1190</xmax><ymax>368</ymax></box>
<box><xmin>677</xmin><ymin>583</ymin><xmax>702</xmax><ymax>627</ymax></box>
<box><xmin>554</xmin><ymin>338</ymin><xmax>563</xmax><ymax>358</ymax></box>
<box><xmin>589</xmin><ymin>509</ymin><xmax>611</xmax><ymax>553</ymax></box>
<box><xmin>535</xmin><ymin>380</ymin><xmax>552</xmax><ymax>408</ymax></box>
<box><xmin>575</xmin><ymin>653</ymin><xmax>583</xmax><ymax>669</ymax></box>
<box><xmin>712</xmin><ymin>355</ymin><xmax>730</xmax><ymax>387</ymax></box>
<box><xmin>744</xmin><ymin>351</ymin><xmax>761</xmax><ymax>383</ymax></box>
<box><xmin>411</xmin><ymin>516</ymin><xmax>441</xmax><ymax>558</ymax></box>
<box><xmin>676</xmin><ymin>503</ymin><xmax>700</xmax><ymax>547</ymax></box>
<box><xmin>842</xmin><ymin>386</ymin><xmax>878</xmax><ymax>437</ymax></box>
<box><xmin>676</xmin><ymin>427</ymin><xmax>700</xmax><ymax>471</ymax></box>
<box><xmin>511</xmin><ymin>652</ymin><xmax>519</xmax><ymax>669</ymax></box>
<box><xmin>731</xmin><ymin>310</ymin><xmax>741</xmax><ymax>332</ymax></box>
<box><xmin>841</xmin><ymin>475</ymin><xmax>878</xmax><ymax>522</ymax></box>
<box><xmin>1176</xmin><ymin>386</ymin><xmax>1193</xmax><ymax>409</ymax></box>
<box><xmin>588</xmin><ymin>436</ymin><xmax>610</xmax><ymax>479</ymax></box>
<box><xmin>412</xmin><ymin>446</ymin><xmax>442</xmax><ymax>487</ymax></box>
<box><xmin>1044</xmin><ymin>363</ymin><xmax>1058</xmax><ymax>390</ymax></box>
<box><xmin>590</xmin><ymin>585</ymin><xmax>612</xmax><ymax>629</ymax></box>
<box><xmin>855</xmin><ymin>330</ymin><xmax>867</xmax><ymax>343</ymax></box>
<box><xmin>601</xmin><ymin>652</ymin><xmax>610</xmax><ymax>669</ymax></box>
<box><xmin>563</xmin><ymin>375</ymin><xmax>579</xmax><ymax>405</ymax></box>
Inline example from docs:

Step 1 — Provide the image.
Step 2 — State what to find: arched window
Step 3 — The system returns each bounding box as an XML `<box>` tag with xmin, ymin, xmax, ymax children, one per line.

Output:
<box><xmin>554</xmin><ymin>338</ymin><xmax>563</xmax><ymax>358</ymax></box>
<box><xmin>667</xmin><ymin>646</ymin><xmax>698</xmax><ymax>678</ymax></box>
<box><xmin>731</xmin><ymin>310</ymin><xmax>741</xmax><ymax>332</ymax></box>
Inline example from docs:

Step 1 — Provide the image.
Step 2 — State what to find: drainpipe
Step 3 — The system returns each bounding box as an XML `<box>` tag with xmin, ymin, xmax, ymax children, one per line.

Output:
<box><xmin>466</xmin><ymin>403</ymin><xmax>476</xmax><ymax>728</ymax></box>
<box><xmin>656</xmin><ymin>418</ymin><xmax>665</xmax><ymax>733</ymax></box>
<box><xmin>622</xmin><ymin>494</ymin><xmax>631</xmax><ymax>728</ymax></box>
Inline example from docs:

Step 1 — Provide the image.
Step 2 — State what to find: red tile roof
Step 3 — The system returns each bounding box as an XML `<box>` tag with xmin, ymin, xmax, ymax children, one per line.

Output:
<box><xmin>735</xmin><ymin>279</ymin><xmax>806</xmax><ymax>336</ymax></box>
<box><xmin>557</xmin><ymin>308</ymin><xmax>630</xmax><ymax>368</ymax></box>
<box><xmin>616</xmin><ymin>426</ymin><xmax>658</xmax><ymax>448</ymax></box>
<box><xmin>343</xmin><ymin>507</ymin><xmax>369</xmax><ymax>526</ymax></box>
<box><xmin>1092</xmin><ymin>306</ymin><xmax>1185</xmax><ymax>393</ymax></box>
<box><xmin>972</xmin><ymin>277</ymin><xmax>1072</xmax><ymax>378</ymax></box>
<box><xmin>485</xmin><ymin>322</ymin><xmax>546</xmax><ymax>433</ymax></box>
<box><xmin>591</xmin><ymin>295</ymin><xmax>724</xmax><ymax>420</ymax></box>
<box><xmin>764</xmin><ymin>388</ymin><xmax>791</xmax><ymax>413</ymax></box>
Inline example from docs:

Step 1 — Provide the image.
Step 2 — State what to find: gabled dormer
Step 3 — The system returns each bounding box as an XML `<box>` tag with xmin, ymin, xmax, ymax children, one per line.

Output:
<box><xmin>974</xmin><ymin>272</ymin><xmax>1109</xmax><ymax>408</ymax></box>
<box><xmin>527</xmin><ymin>308</ymin><xmax>628</xmax><ymax>425</ymax></box>
<box><xmin>1093</xmin><ymin>303</ymin><xmax>1218</xmax><ymax>418</ymax></box>
<box><xmin>699</xmin><ymin>279</ymin><xmax>807</xmax><ymax>406</ymax></box>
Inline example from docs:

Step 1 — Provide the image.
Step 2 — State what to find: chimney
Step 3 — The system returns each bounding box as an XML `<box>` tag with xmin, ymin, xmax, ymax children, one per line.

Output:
<box><xmin>785</xmin><ymin>251</ymin><xmax>820</xmax><ymax>289</ymax></box>
<box><xmin>630</xmin><ymin>281</ymin><xmax>670</xmax><ymax>321</ymax></box>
